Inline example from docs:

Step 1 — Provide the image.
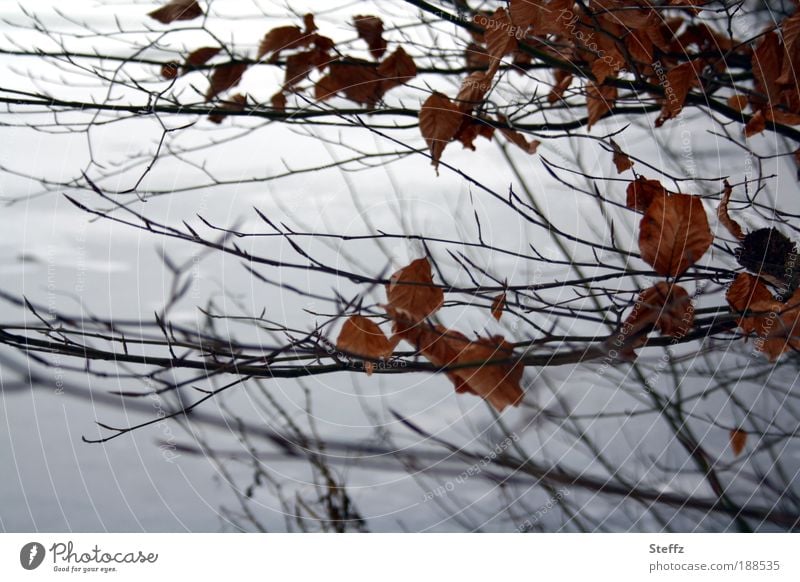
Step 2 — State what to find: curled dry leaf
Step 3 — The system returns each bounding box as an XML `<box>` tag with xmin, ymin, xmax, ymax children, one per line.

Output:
<box><xmin>480</xmin><ymin>8</ymin><xmax>517</xmax><ymax>76</ymax></box>
<box><xmin>160</xmin><ymin>61</ymin><xmax>180</xmax><ymax>80</ymax></box>
<box><xmin>637</xmin><ymin>282</ymin><xmax>693</xmax><ymax>336</ymax></box>
<box><xmin>751</xmin><ymin>32</ymin><xmax>782</xmax><ymax>106</ymax></box>
<box><xmin>548</xmin><ymin>71</ymin><xmax>573</xmax><ymax>104</ymax></box>
<box><xmin>778</xmin><ymin>11</ymin><xmax>800</xmax><ymax>84</ymax></box>
<box><xmin>656</xmin><ymin>61</ymin><xmax>695</xmax><ymax>125</ymax></box>
<box><xmin>354</xmin><ymin>15</ymin><xmax>387</xmax><ymax>59</ymax></box>
<box><xmin>465</xmin><ymin>43</ymin><xmax>491</xmax><ymax>70</ymax></box>
<box><xmin>392</xmin><ymin>320</ymin><xmax>523</xmax><ymax>412</ymax></box>
<box><xmin>183</xmin><ymin>46</ymin><xmax>221</xmax><ymax>73</ymax></box>
<box><xmin>207</xmin><ymin>93</ymin><xmax>246</xmax><ymax>124</ymax></box>
<box><xmin>385</xmin><ymin>257</ymin><xmax>444</xmax><ymax>323</ymax></box>
<box><xmin>205</xmin><ymin>62</ymin><xmax>248</xmax><ymax>101</ymax></box>
<box><xmin>336</xmin><ymin>315</ymin><xmax>394</xmax><ymax>375</ymax></box>
<box><xmin>638</xmin><ymin>192</ymin><xmax>713</xmax><ymax>276</ymax></box>
<box><xmin>591</xmin><ymin>58</ymin><xmax>617</xmax><ymax>85</ymax></box>
<box><xmin>626</xmin><ymin>177</ymin><xmax>668</xmax><ymax>212</ymax></box>
<box><xmin>717</xmin><ymin>180</ymin><xmax>745</xmax><ymax>240</ymax></box>
<box><xmin>586</xmin><ymin>82</ymin><xmax>617</xmax><ymax>129</ymax></box>
<box><xmin>393</xmin><ymin>322</ymin><xmax>469</xmax><ymax>389</ymax></box>
<box><xmin>419</xmin><ymin>92</ymin><xmax>463</xmax><ymax>171</ymax></box>
<box><xmin>258</xmin><ymin>26</ymin><xmax>307</xmax><ymax>60</ymax></box>
<box><xmin>619</xmin><ymin>282</ymin><xmax>694</xmax><ymax>355</ymax></box>
<box><xmin>729</xmin><ymin>429</ymin><xmax>748</xmax><ymax>457</ymax></box>
<box><xmin>456</xmin><ymin>72</ymin><xmax>491</xmax><ymax>111</ymax></box>
<box><xmin>451</xmin><ymin>336</ymin><xmax>524</xmax><ymax>412</ymax></box>
<box><xmin>303</xmin><ymin>13</ymin><xmax>318</xmax><ymax>34</ymax></box>
<box><xmin>491</xmin><ymin>293</ymin><xmax>506</xmax><ymax>321</ymax></box>
<box><xmin>283</xmin><ymin>50</ymin><xmax>322</xmax><ymax>88</ymax></box>
<box><xmin>454</xmin><ymin>119</ymin><xmax>495</xmax><ymax>151</ymax></box>
<box><xmin>148</xmin><ymin>0</ymin><xmax>203</xmax><ymax>24</ymax></box>
<box><xmin>727</xmin><ymin>94</ymin><xmax>748</xmax><ymax>113</ymax></box>
<box><xmin>508</xmin><ymin>0</ymin><xmax>539</xmax><ymax>32</ymax></box>
<box><xmin>726</xmin><ymin>273</ymin><xmax>777</xmax><ymax>335</ymax></box>
<box><xmin>314</xmin><ymin>58</ymin><xmax>383</xmax><ymax>106</ymax></box>
<box><xmin>497</xmin><ymin>115</ymin><xmax>539</xmax><ymax>154</ymax></box>
<box><xmin>270</xmin><ymin>91</ymin><xmax>287</xmax><ymax>111</ymax></box>
<box><xmin>727</xmin><ymin>275</ymin><xmax>800</xmax><ymax>361</ymax></box>
<box><xmin>610</xmin><ymin>139</ymin><xmax>634</xmax><ymax>173</ymax></box>
<box><xmin>377</xmin><ymin>47</ymin><xmax>417</xmax><ymax>92</ymax></box>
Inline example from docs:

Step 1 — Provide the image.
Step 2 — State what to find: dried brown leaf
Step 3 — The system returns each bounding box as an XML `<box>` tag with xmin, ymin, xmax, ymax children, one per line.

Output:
<box><xmin>148</xmin><ymin>0</ymin><xmax>203</xmax><ymax>24</ymax></box>
<box><xmin>638</xmin><ymin>192</ymin><xmax>713</xmax><ymax>276</ymax></box>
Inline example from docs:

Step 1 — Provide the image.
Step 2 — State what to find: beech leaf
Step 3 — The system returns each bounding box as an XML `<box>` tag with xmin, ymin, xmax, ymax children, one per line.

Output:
<box><xmin>491</xmin><ymin>293</ymin><xmax>506</xmax><ymax>321</ymax></box>
<box><xmin>336</xmin><ymin>315</ymin><xmax>393</xmax><ymax>375</ymax></box>
<box><xmin>717</xmin><ymin>180</ymin><xmax>745</xmax><ymax>240</ymax></box>
<box><xmin>148</xmin><ymin>0</ymin><xmax>203</xmax><ymax>24</ymax></box>
<box><xmin>638</xmin><ymin>192</ymin><xmax>713</xmax><ymax>276</ymax></box>
<box><xmin>419</xmin><ymin>92</ymin><xmax>463</xmax><ymax>171</ymax></box>
<box><xmin>730</xmin><ymin>429</ymin><xmax>747</xmax><ymax>457</ymax></box>
<box><xmin>385</xmin><ymin>257</ymin><xmax>444</xmax><ymax>323</ymax></box>
<box><xmin>354</xmin><ymin>15</ymin><xmax>387</xmax><ymax>59</ymax></box>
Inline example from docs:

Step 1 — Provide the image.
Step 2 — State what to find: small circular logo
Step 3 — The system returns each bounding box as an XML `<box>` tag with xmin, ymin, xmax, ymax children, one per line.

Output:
<box><xmin>20</xmin><ymin>542</ymin><xmax>46</xmax><ymax>570</ymax></box>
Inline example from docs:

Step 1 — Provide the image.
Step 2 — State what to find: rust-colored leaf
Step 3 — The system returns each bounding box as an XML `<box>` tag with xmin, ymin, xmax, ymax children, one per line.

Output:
<box><xmin>586</xmin><ymin>82</ymin><xmax>617</xmax><ymax>129</ymax></box>
<box><xmin>610</xmin><ymin>139</ymin><xmax>634</xmax><ymax>173</ymax></box>
<box><xmin>729</xmin><ymin>429</ymin><xmax>747</xmax><ymax>457</ymax></box>
<box><xmin>548</xmin><ymin>71</ymin><xmax>573</xmax><ymax>104</ymax></box>
<box><xmin>283</xmin><ymin>50</ymin><xmax>316</xmax><ymax>87</ymax></box>
<box><xmin>491</xmin><ymin>293</ymin><xmax>506</xmax><ymax>321</ymax></box>
<box><xmin>207</xmin><ymin>93</ymin><xmax>246</xmax><ymax>124</ymax></box>
<box><xmin>454</xmin><ymin>119</ymin><xmax>495</xmax><ymax>150</ymax></box>
<box><xmin>160</xmin><ymin>61</ymin><xmax>180</xmax><ymax>79</ymax></box>
<box><xmin>497</xmin><ymin>115</ymin><xmax>539</xmax><ymax>154</ymax></box>
<box><xmin>183</xmin><ymin>46</ymin><xmax>221</xmax><ymax>73</ymax></box>
<box><xmin>377</xmin><ymin>47</ymin><xmax>417</xmax><ymax>92</ymax></box>
<box><xmin>765</xmin><ymin>109</ymin><xmax>800</xmax><ymax>126</ymax></box>
<box><xmin>751</xmin><ymin>32</ymin><xmax>782</xmax><ymax>107</ymax></box>
<box><xmin>385</xmin><ymin>258</ymin><xmax>444</xmax><ymax>323</ymax></box>
<box><xmin>638</xmin><ymin>192</ymin><xmax>713</xmax><ymax>276</ymax></box>
<box><xmin>456</xmin><ymin>72</ymin><xmax>491</xmax><ymax>111</ymax></box>
<box><xmin>419</xmin><ymin>92</ymin><xmax>463</xmax><ymax>171</ymax></box>
<box><xmin>270</xmin><ymin>91</ymin><xmax>287</xmax><ymax>111</ymax></box>
<box><xmin>619</xmin><ymin>282</ymin><xmax>694</xmax><ymax>355</ymax></box>
<box><xmin>205</xmin><ymin>62</ymin><xmax>248</xmax><ymax>101</ymax></box>
<box><xmin>727</xmin><ymin>280</ymin><xmax>800</xmax><ymax>361</ymax></box>
<box><xmin>354</xmin><ymin>15</ymin><xmax>387</xmax><ymax>59</ymax></box>
<box><xmin>727</xmin><ymin>94</ymin><xmax>748</xmax><ymax>113</ymax></box>
<box><xmin>314</xmin><ymin>58</ymin><xmax>384</xmax><ymax>106</ymax></box>
<box><xmin>726</xmin><ymin>273</ymin><xmax>777</xmax><ymax>335</ymax></box>
<box><xmin>451</xmin><ymin>335</ymin><xmax>524</xmax><ymax>412</ymax></box>
<box><xmin>778</xmin><ymin>12</ymin><xmax>800</xmax><ymax>85</ymax></box>
<box><xmin>148</xmin><ymin>0</ymin><xmax>203</xmax><ymax>24</ymax></box>
<box><xmin>336</xmin><ymin>315</ymin><xmax>394</xmax><ymax>375</ymax></box>
<box><xmin>258</xmin><ymin>26</ymin><xmax>306</xmax><ymax>60</ymax></box>
<box><xmin>656</xmin><ymin>61</ymin><xmax>695</xmax><ymax>125</ymax></box>
<box><xmin>626</xmin><ymin>177</ymin><xmax>668</xmax><ymax>212</ymax></box>
<box><xmin>393</xmin><ymin>322</ymin><xmax>470</xmax><ymax>391</ymax></box>
<box><xmin>303</xmin><ymin>13</ymin><xmax>318</xmax><ymax>34</ymax></box>
<box><xmin>465</xmin><ymin>43</ymin><xmax>491</xmax><ymax>70</ymax></box>
<box><xmin>392</xmin><ymin>322</ymin><xmax>523</xmax><ymax>411</ymax></box>
<box><xmin>508</xmin><ymin>0</ymin><xmax>539</xmax><ymax>32</ymax></box>
<box><xmin>482</xmin><ymin>8</ymin><xmax>517</xmax><ymax>75</ymax></box>
<box><xmin>591</xmin><ymin>58</ymin><xmax>617</xmax><ymax>85</ymax></box>
<box><xmin>640</xmin><ymin>282</ymin><xmax>694</xmax><ymax>337</ymax></box>
<box><xmin>718</xmin><ymin>180</ymin><xmax>745</xmax><ymax>240</ymax></box>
